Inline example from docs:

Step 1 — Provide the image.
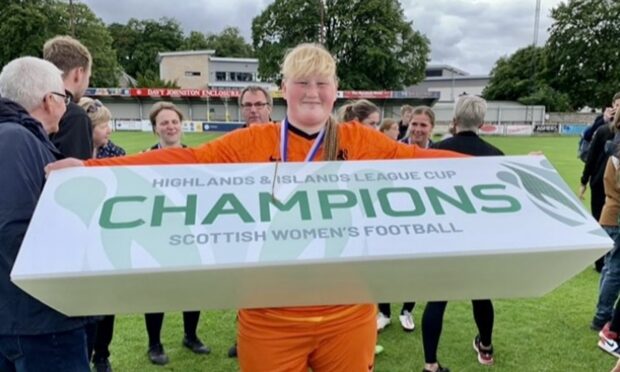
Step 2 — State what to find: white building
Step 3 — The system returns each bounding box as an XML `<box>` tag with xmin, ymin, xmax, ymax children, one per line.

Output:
<box><xmin>408</xmin><ymin>64</ymin><xmax>490</xmax><ymax>102</ymax></box>
<box><xmin>158</xmin><ymin>50</ymin><xmax>274</xmax><ymax>90</ymax></box>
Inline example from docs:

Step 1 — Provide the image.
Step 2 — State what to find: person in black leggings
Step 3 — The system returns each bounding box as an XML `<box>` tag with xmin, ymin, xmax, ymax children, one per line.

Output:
<box><xmin>145</xmin><ymin>311</ymin><xmax>210</xmax><ymax>365</ymax></box>
<box><xmin>142</xmin><ymin>102</ymin><xmax>211</xmax><ymax>365</ymax></box>
<box><xmin>422</xmin><ymin>95</ymin><xmax>503</xmax><ymax>372</ymax></box>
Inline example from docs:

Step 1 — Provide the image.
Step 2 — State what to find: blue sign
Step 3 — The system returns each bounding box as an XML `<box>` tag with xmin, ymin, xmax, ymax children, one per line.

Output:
<box><xmin>201</xmin><ymin>122</ymin><xmax>245</xmax><ymax>132</ymax></box>
<box><xmin>560</xmin><ymin>124</ymin><xmax>588</xmax><ymax>136</ymax></box>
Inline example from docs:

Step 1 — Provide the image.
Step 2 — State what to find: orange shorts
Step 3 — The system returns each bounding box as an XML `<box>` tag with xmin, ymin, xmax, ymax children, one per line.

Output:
<box><xmin>237</xmin><ymin>304</ymin><xmax>376</xmax><ymax>372</ymax></box>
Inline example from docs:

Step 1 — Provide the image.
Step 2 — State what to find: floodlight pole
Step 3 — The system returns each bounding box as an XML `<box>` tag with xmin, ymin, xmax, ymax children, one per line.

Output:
<box><xmin>69</xmin><ymin>0</ymin><xmax>76</xmax><ymax>37</ymax></box>
<box><xmin>318</xmin><ymin>0</ymin><xmax>325</xmax><ymax>44</ymax></box>
<box><xmin>533</xmin><ymin>0</ymin><xmax>541</xmax><ymax>46</ymax></box>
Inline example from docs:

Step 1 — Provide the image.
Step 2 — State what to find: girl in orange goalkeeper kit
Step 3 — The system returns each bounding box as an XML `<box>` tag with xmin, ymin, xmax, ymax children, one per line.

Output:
<box><xmin>47</xmin><ymin>43</ymin><xmax>462</xmax><ymax>371</ymax></box>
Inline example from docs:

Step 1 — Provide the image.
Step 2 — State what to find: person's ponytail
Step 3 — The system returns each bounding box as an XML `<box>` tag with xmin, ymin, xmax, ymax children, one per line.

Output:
<box><xmin>323</xmin><ymin>116</ymin><xmax>339</xmax><ymax>160</ymax></box>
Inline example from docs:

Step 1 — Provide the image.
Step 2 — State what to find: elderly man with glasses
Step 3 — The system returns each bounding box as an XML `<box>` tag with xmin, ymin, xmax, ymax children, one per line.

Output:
<box><xmin>0</xmin><ymin>56</ymin><xmax>90</xmax><ymax>371</ymax></box>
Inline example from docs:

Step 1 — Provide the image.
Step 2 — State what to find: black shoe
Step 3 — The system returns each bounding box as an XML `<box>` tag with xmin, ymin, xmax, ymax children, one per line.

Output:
<box><xmin>422</xmin><ymin>364</ymin><xmax>450</xmax><ymax>372</ymax></box>
<box><xmin>183</xmin><ymin>336</ymin><xmax>211</xmax><ymax>354</ymax></box>
<box><xmin>147</xmin><ymin>343</ymin><xmax>169</xmax><ymax>365</ymax></box>
<box><xmin>92</xmin><ymin>358</ymin><xmax>112</xmax><ymax>372</ymax></box>
<box><xmin>228</xmin><ymin>343</ymin><xmax>238</xmax><ymax>358</ymax></box>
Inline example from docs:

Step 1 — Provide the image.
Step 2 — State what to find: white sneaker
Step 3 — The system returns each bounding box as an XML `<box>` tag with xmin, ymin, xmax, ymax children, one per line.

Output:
<box><xmin>399</xmin><ymin>310</ymin><xmax>415</xmax><ymax>332</ymax></box>
<box><xmin>376</xmin><ymin>313</ymin><xmax>391</xmax><ymax>331</ymax></box>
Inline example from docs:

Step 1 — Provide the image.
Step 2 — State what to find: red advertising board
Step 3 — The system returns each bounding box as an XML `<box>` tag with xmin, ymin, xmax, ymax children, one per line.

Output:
<box><xmin>129</xmin><ymin>88</ymin><xmax>242</xmax><ymax>98</ymax></box>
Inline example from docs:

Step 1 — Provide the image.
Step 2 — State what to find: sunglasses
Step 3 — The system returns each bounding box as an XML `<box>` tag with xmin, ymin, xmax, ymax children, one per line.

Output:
<box><xmin>86</xmin><ymin>99</ymin><xmax>103</xmax><ymax>114</ymax></box>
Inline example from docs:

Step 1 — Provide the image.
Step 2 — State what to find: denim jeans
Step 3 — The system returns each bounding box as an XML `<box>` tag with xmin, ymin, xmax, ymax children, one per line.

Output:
<box><xmin>594</xmin><ymin>225</ymin><xmax>620</xmax><ymax>325</ymax></box>
<box><xmin>0</xmin><ymin>327</ymin><xmax>89</xmax><ymax>372</ymax></box>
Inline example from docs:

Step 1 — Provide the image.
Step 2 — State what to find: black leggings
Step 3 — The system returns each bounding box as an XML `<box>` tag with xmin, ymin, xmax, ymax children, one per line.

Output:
<box><xmin>145</xmin><ymin>311</ymin><xmax>201</xmax><ymax>347</ymax></box>
<box><xmin>378</xmin><ymin>302</ymin><xmax>416</xmax><ymax>317</ymax></box>
<box><xmin>92</xmin><ymin>315</ymin><xmax>115</xmax><ymax>361</ymax></box>
<box><xmin>422</xmin><ymin>300</ymin><xmax>494</xmax><ymax>363</ymax></box>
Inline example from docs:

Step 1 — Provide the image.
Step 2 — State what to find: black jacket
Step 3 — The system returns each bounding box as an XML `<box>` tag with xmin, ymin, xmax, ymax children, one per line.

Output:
<box><xmin>0</xmin><ymin>98</ymin><xmax>87</xmax><ymax>335</ymax></box>
<box><xmin>49</xmin><ymin>92</ymin><xmax>93</xmax><ymax>160</ymax></box>
<box><xmin>432</xmin><ymin>131</ymin><xmax>504</xmax><ymax>157</ymax></box>
<box><xmin>581</xmin><ymin>124</ymin><xmax>614</xmax><ymax>189</ymax></box>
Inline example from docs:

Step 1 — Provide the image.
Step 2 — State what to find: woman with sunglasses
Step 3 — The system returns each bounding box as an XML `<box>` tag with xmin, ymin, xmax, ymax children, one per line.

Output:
<box><xmin>47</xmin><ymin>43</ymin><xmax>464</xmax><ymax>371</ymax></box>
<box><xmin>79</xmin><ymin>98</ymin><xmax>125</xmax><ymax>159</ymax></box>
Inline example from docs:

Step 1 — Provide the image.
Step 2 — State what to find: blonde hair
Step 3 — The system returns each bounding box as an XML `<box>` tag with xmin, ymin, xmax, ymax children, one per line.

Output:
<box><xmin>454</xmin><ymin>95</ymin><xmax>486</xmax><ymax>131</ymax></box>
<box><xmin>379</xmin><ymin>118</ymin><xmax>398</xmax><ymax>133</ymax></box>
<box><xmin>43</xmin><ymin>36</ymin><xmax>92</xmax><ymax>77</ymax></box>
<box><xmin>281</xmin><ymin>43</ymin><xmax>339</xmax><ymax>160</ymax></box>
<box><xmin>338</xmin><ymin>99</ymin><xmax>379</xmax><ymax>123</ymax></box>
<box><xmin>412</xmin><ymin>106</ymin><xmax>436</xmax><ymax>126</ymax></box>
<box><xmin>404</xmin><ymin>106</ymin><xmax>436</xmax><ymax>141</ymax></box>
<box><xmin>281</xmin><ymin>43</ymin><xmax>337</xmax><ymax>82</ymax></box>
<box><xmin>400</xmin><ymin>104</ymin><xmax>414</xmax><ymax>116</ymax></box>
<box><xmin>78</xmin><ymin>97</ymin><xmax>111</xmax><ymax>127</ymax></box>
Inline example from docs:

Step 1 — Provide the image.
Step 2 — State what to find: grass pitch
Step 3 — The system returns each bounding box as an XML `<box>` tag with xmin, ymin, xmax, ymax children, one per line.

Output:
<box><xmin>103</xmin><ymin>132</ymin><xmax>611</xmax><ymax>371</ymax></box>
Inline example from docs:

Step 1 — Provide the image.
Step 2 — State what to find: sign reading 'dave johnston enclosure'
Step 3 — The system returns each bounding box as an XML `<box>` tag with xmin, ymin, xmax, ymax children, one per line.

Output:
<box><xmin>12</xmin><ymin>156</ymin><xmax>612</xmax><ymax>316</ymax></box>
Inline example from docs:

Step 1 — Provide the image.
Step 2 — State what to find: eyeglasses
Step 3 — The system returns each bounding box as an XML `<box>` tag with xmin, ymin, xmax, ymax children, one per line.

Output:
<box><xmin>50</xmin><ymin>91</ymin><xmax>71</xmax><ymax>106</ymax></box>
<box><xmin>86</xmin><ymin>99</ymin><xmax>103</xmax><ymax>114</ymax></box>
<box><xmin>241</xmin><ymin>102</ymin><xmax>269</xmax><ymax>110</ymax></box>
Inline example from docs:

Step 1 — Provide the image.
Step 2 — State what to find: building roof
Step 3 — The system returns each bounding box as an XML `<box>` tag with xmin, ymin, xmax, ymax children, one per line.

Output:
<box><xmin>157</xmin><ymin>50</ymin><xmax>215</xmax><ymax>62</ymax></box>
<box><xmin>426</xmin><ymin>64</ymin><xmax>470</xmax><ymax>77</ymax></box>
<box><xmin>425</xmin><ymin>74</ymin><xmax>490</xmax><ymax>82</ymax></box>
<box><xmin>208</xmin><ymin>57</ymin><xmax>258</xmax><ymax>64</ymax></box>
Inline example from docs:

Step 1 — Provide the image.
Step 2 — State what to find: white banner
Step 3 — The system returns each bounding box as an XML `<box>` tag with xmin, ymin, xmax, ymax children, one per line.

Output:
<box><xmin>12</xmin><ymin>156</ymin><xmax>611</xmax><ymax>315</ymax></box>
<box><xmin>506</xmin><ymin>125</ymin><xmax>534</xmax><ymax>136</ymax></box>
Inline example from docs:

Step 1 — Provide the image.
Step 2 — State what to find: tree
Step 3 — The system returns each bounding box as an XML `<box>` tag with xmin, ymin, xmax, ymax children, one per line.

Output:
<box><xmin>108</xmin><ymin>18</ymin><xmax>184</xmax><ymax>80</ymax></box>
<box><xmin>181</xmin><ymin>31</ymin><xmax>211</xmax><ymax>50</ymax></box>
<box><xmin>181</xmin><ymin>27</ymin><xmax>254</xmax><ymax>57</ymax></box>
<box><xmin>0</xmin><ymin>0</ymin><xmax>120</xmax><ymax>86</ymax></box>
<box><xmin>546</xmin><ymin>0</ymin><xmax>620</xmax><ymax>109</ymax></box>
<box><xmin>483</xmin><ymin>46</ymin><xmax>544</xmax><ymax>101</ymax></box>
<box><xmin>252</xmin><ymin>0</ymin><xmax>430</xmax><ymax>90</ymax></box>
<box><xmin>208</xmin><ymin>27</ymin><xmax>254</xmax><ymax>58</ymax></box>
<box><xmin>482</xmin><ymin>46</ymin><xmax>571</xmax><ymax>111</ymax></box>
<box><xmin>68</xmin><ymin>3</ymin><xmax>120</xmax><ymax>86</ymax></box>
<box><xmin>135</xmin><ymin>70</ymin><xmax>179</xmax><ymax>88</ymax></box>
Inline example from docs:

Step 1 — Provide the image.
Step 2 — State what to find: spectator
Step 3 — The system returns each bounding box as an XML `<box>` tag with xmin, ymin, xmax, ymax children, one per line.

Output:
<box><xmin>378</xmin><ymin>109</ymin><xmax>440</xmax><ymax>333</ymax></box>
<box><xmin>397</xmin><ymin>104</ymin><xmax>414</xmax><ymax>140</ymax></box>
<box><xmin>592</xmin><ymin>109</ymin><xmax>620</xmax><ymax>334</ymax></box>
<box><xmin>78</xmin><ymin>97</ymin><xmax>125</xmax><ymax>372</ymax></box>
<box><xmin>402</xmin><ymin>106</ymin><xmax>435</xmax><ymax>148</ymax></box>
<box><xmin>379</xmin><ymin>118</ymin><xmax>399</xmax><ymax>141</ymax></box>
<box><xmin>97</xmin><ymin>140</ymin><xmax>126</xmax><ymax>159</ymax></box>
<box><xmin>339</xmin><ymin>99</ymin><xmax>381</xmax><ymax>127</ymax></box>
<box><xmin>580</xmin><ymin>92</ymin><xmax>620</xmax><ymax>274</ymax></box>
<box><xmin>230</xmin><ymin>84</ymin><xmax>275</xmax><ymax>359</ymax></box>
<box><xmin>239</xmin><ymin>85</ymin><xmax>273</xmax><ymax>125</ymax></box>
<box><xmin>0</xmin><ymin>56</ymin><xmax>89</xmax><ymax>371</ymax></box>
<box><xmin>43</xmin><ymin>35</ymin><xmax>93</xmax><ymax>160</ymax></box>
<box><xmin>421</xmin><ymin>95</ymin><xmax>502</xmax><ymax>372</ymax></box>
<box><xmin>45</xmin><ymin>42</ymin><xmax>463</xmax><ymax>372</ymax></box>
<box><xmin>143</xmin><ymin>101</ymin><xmax>210</xmax><ymax>365</ymax></box>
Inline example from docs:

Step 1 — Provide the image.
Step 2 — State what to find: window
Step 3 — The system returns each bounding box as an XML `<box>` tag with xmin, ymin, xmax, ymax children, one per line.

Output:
<box><xmin>230</xmin><ymin>72</ymin><xmax>253</xmax><ymax>82</ymax></box>
<box><xmin>216</xmin><ymin>72</ymin><xmax>226</xmax><ymax>81</ymax></box>
<box><xmin>185</xmin><ymin>71</ymin><xmax>201</xmax><ymax>77</ymax></box>
<box><xmin>425</xmin><ymin>69</ymin><xmax>442</xmax><ymax>77</ymax></box>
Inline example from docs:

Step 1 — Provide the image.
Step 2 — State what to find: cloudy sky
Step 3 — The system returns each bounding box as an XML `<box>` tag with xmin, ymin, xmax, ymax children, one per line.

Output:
<box><xmin>81</xmin><ymin>0</ymin><xmax>564</xmax><ymax>75</ymax></box>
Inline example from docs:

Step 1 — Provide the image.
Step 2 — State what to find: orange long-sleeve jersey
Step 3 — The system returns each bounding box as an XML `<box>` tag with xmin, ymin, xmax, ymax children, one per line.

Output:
<box><xmin>84</xmin><ymin>121</ymin><xmax>466</xmax><ymax>320</ymax></box>
<box><xmin>85</xmin><ymin>121</ymin><xmax>463</xmax><ymax>167</ymax></box>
